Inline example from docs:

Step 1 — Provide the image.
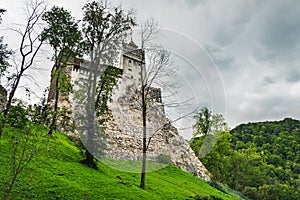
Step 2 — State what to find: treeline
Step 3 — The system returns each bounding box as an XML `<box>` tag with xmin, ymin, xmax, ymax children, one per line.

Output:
<box><xmin>191</xmin><ymin>118</ymin><xmax>300</xmax><ymax>200</ymax></box>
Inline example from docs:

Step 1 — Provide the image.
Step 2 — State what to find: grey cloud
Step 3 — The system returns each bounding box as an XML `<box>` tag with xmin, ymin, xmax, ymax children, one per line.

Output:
<box><xmin>210</xmin><ymin>1</ymin><xmax>257</xmax><ymax>46</ymax></box>
<box><xmin>184</xmin><ymin>0</ymin><xmax>205</xmax><ymax>7</ymax></box>
<box><xmin>228</xmin><ymin>89</ymin><xmax>300</xmax><ymax>128</ymax></box>
<box><xmin>252</xmin><ymin>0</ymin><xmax>300</xmax><ymax>64</ymax></box>
<box><xmin>3</xmin><ymin>0</ymin><xmax>300</xmax><ymax>137</ymax></box>
<box><xmin>203</xmin><ymin>44</ymin><xmax>235</xmax><ymax>70</ymax></box>
<box><xmin>262</xmin><ymin>76</ymin><xmax>275</xmax><ymax>85</ymax></box>
<box><xmin>259</xmin><ymin>3</ymin><xmax>300</xmax><ymax>50</ymax></box>
<box><xmin>285</xmin><ymin>69</ymin><xmax>300</xmax><ymax>83</ymax></box>
<box><xmin>214</xmin><ymin>57</ymin><xmax>235</xmax><ymax>70</ymax></box>
<box><xmin>204</xmin><ymin>45</ymin><xmax>222</xmax><ymax>54</ymax></box>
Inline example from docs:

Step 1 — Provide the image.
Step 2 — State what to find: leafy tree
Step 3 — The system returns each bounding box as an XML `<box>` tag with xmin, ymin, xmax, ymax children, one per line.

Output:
<box><xmin>191</xmin><ymin>131</ymin><xmax>232</xmax><ymax>181</ymax></box>
<box><xmin>6</xmin><ymin>103</ymin><xmax>28</xmax><ymax>129</ymax></box>
<box><xmin>192</xmin><ymin>107</ymin><xmax>228</xmax><ymax>137</ymax></box>
<box><xmin>193</xmin><ymin>107</ymin><xmax>211</xmax><ymax>136</ymax></box>
<box><xmin>41</xmin><ymin>6</ymin><xmax>86</xmax><ymax>136</ymax></box>
<box><xmin>191</xmin><ymin>107</ymin><xmax>229</xmax><ymax>159</ymax></box>
<box><xmin>74</xmin><ymin>0</ymin><xmax>135</xmax><ymax>169</ymax></box>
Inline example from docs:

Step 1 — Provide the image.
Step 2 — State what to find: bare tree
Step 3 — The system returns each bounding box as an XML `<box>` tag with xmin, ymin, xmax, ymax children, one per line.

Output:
<box><xmin>138</xmin><ymin>47</ymin><xmax>175</xmax><ymax>189</ymax></box>
<box><xmin>137</xmin><ymin>48</ymin><xmax>198</xmax><ymax>189</ymax></box>
<box><xmin>0</xmin><ymin>0</ymin><xmax>46</xmax><ymax>137</ymax></box>
<box><xmin>140</xmin><ymin>18</ymin><xmax>160</xmax><ymax>49</ymax></box>
<box><xmin>134</xmin><ymin>19</ymin><xmax>197</xmax><ymax>189</ymax></box>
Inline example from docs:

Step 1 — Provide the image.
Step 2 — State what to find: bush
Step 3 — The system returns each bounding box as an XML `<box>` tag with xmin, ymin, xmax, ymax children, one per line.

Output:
<box><xmin>194</xmin><ymin>194</ymin><xmax>211</xmax><ymax>200</ymax></box>
<box><xmin>156</xmin><ymin>154</ymin><xmax>172</xmax><ymax>164</ymax></box>
<box><xmin>7</xmin><ymin>105</ymin><xmax>28</xmax><ymax>128</ymax></box>
<box><xmin>194</xmin><ymin>194</ymin><xmax>223</xmax><ymax>200</ymax></box>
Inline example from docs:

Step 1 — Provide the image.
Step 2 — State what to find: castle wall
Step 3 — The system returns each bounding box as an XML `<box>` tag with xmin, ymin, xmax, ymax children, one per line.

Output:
<box><xmin>50</xmin><ymin>42</ymin><xmax>210</xmax><ymax>180</ymax></box>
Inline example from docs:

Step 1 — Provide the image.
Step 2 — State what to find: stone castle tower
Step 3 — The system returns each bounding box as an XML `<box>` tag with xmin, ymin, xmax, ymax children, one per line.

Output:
<box><xmin>48</xmin><ymin>41</ymin><xmax>210</xmax><ymax>180</ymax></box>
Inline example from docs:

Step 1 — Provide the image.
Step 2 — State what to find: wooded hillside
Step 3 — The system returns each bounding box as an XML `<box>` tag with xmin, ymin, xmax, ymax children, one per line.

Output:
<box><xmin>191</xmin><ymin>118</ymin><xmax>300</xmax><ymax>200</ymax></box>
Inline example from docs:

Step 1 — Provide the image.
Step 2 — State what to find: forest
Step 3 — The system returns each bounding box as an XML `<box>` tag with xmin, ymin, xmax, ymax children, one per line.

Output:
<box><xmin>191</xmin><ymin>117</ymin><xmax>300</xmax><ymax>200</ymax></box>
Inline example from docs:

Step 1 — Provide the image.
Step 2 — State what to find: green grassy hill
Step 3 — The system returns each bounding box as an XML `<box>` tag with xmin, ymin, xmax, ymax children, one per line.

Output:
<box><xmin>0</xmin><ymin>125</ymin><xmax>239</xmax><ymax>200</ymax></box>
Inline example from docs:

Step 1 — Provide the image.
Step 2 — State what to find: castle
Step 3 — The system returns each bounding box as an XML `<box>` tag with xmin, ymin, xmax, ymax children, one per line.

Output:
<box><xmin>48</xmin><ymin>40</ymin><xmax>210</xmax><ymax>180</ymax></box>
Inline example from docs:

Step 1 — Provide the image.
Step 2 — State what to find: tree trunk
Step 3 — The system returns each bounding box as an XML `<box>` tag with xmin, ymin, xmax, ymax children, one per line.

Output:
<box><xmin>48</xmin><ymin>66</ymin><xmax>60</xmax><ymax>136</ymax></box>
<box><xmin>140</xmin><ymin>126</ymin><xmax>147</xmax><ymax>189</ymax></box>
<box><xmin>140</xmin><ymin>84</ymin><xmax>147</xmax><ymax>189</ymax></box>
<box><xmin>81</xmin><ymin>59</ymin><xmax>97</xmax><ymax>169</ymax></box>
<box><xmin>80</xmin><ymin>148</ymin><xmax>98</xmax><ymax>169</ymax></box>
<box><xmin>3</xmin><ymin>172</ymin><xmax>18</xmax><ymax>200</ymax></box>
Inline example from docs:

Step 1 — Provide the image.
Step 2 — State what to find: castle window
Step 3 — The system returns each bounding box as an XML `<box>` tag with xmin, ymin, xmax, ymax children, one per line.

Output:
<box><xmin>131</xmin><ymin>75</ymin><xmax>133</xmax><ymax>79</ymax></box>
<box><xmin>129</xmin><ymin>60</ymin><xmax>132</xmax><ymax>63</ymax></box>
<box><xmin>128</xmin><ymin>68</ymin><xmax>132</xmax><ymax>71</ymax></box>
<box><xmin>73</xmin><ymin>58</ymin><xmax>81</xmax><ymax>72</ymax></box>
<box><xmin>73</xmin><ymin>64</ymin><xmax>80</xmax><ymax>72</ymax></box>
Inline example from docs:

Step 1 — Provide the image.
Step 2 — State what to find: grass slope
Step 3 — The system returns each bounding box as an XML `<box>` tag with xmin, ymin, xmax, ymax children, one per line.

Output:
<box><xmin>0</xmin><ymin>126</ymin><xmax>238</xmax><ymax>200</ymax></box>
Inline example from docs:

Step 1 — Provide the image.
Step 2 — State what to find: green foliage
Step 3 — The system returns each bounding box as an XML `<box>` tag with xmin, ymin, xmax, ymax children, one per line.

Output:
<box><xmin>193</xmin><ymin>107</ymin><xmax>228</xmax><ymax>136</ymax></box>
<box><xmin>82</xmin><ymin>0</ymin><xmax>135</xmax><ymax>59</ymax></box>
<box><xmin>191</xmin><ymin>118</ymin><xmax>300</xmax><ymax>200</ymax></box>
<box><xmin>58</xmin><ymin>72</ymin><xmax>73</xmax><ymax>96</ymax></box>
<box><xmin>0</xmin><ymin>125</ymin><xmax>239</xmax><ymax>200</ymax></box>
<box><xmin>28</xmin><ymin>103</ymin><xmax>52</xmax><ymax>126</ymax></box>
<box><xmin>194</xmin><ymin>193</ymin><xmax>223</xmax><ymax>200</ymax></box>
<box><xmin>95</xmin><ymin>66</ymin><xmax>121</xmax><ymax>124</ymax></box>
<box><xmin>27</xmin><ymin>91</ymin><xmax>52</xmax><ymax>126</ymax></box>
<box><xmin>193</xmin><ymin>107</ymin><xmax>212</xmax><ymax>136</ymax></box>
<box><xmin>41</xmin><ymin>5</ymin><xmax>86</xmax><ymax>97</ymax></box>
<box><xmin>41</xmin><ymin>6</ymin><xmax>86</xmax><ymax>60</ymax></box>
<box><xmin>6</xmin><ymin>104</ymin><xmax>28</xmax><ymax>129</ymax></box>
<box><xmin>42</xmin><ymin>6</ymin><xmax>87</xmax><ymax>136</ymax></box>
<box><xmin>73</xmin><ymin>0</ymin><xmax>136</xmax><ymax>168</ymax></box>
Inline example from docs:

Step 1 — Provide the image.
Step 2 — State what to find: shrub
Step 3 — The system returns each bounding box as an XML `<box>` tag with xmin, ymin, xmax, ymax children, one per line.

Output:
<box><xmin>156</xmin><ymin>154</ymin><xmax>172</xmax><ymax>164</ymax></box>
<box><xmin>194</xmin><ymin>193</ymin><xmax>211</xmax><ymax>200</ymax></box>
<box><xmin>7</xmin><ymin>105</ymin><xmax>28</xmax><ymax>128</ymax></box>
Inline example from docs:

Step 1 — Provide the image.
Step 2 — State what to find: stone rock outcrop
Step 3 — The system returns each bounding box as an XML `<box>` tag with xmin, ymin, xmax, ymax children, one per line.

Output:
<box><xmin>100</xmin><ymin>85</ymin><xmax>210</xmax><ymax>180</ymax></box>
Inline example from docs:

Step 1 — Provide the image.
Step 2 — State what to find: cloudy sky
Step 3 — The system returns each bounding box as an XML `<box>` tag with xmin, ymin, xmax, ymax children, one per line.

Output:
<box><xmin>1</xmin><ymin>0</ymin><xmax>300</xmax><ymax>137</ymax></box>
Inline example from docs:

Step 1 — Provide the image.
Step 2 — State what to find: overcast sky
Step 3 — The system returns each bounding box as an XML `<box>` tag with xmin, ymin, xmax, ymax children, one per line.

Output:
<box><xmin>1</xmin><ymin>0</ymin><xmax>300</xmax><ymax>138</ymax></box>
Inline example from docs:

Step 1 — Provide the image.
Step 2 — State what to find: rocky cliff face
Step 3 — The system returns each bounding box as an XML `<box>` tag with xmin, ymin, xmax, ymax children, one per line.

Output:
<box><xmin>99</xmin><ymin>84</ymin><xmax>210</xmax><ymax>180</ymax></box>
